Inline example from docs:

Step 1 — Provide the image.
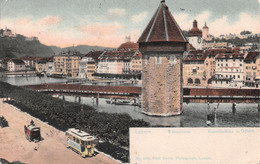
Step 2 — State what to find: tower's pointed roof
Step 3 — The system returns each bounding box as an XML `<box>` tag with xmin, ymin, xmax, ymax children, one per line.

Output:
<box><xmin>138</xmin><ymin>0</ymin><xmax>187</xmax><ymax>43</ymax></box>
<box><xmin>203</xmin><ymin>22</ymin><xmax>209</xmax><ymax>29</ymax></box>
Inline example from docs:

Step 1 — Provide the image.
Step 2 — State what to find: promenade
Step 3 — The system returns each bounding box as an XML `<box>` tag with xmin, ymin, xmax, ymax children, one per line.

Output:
<box><xmin>0</xmin><ymin>99</ymin><xmax>119</xmax><ymax>164</ymax></box>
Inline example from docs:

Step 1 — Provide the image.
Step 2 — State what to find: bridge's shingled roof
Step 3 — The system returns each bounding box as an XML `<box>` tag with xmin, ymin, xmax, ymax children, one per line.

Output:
<box><xmin>22</xmin><ymin>84</ymin><xmax>260</xmax><ymax>97</ymax></box>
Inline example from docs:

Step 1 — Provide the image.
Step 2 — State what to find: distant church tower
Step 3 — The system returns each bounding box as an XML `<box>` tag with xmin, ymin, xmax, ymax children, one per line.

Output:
<box><xmin>138</xmin><ymin>0</ymin><xmax>188</xmax><ymax>116</ymax></box>
<box><xmin>125</xmin><ymin>35</ymin><xmax>131</xmax><ymax>43</ymax></box>
<box><xmin>188</xmin><ymin>20</ymin><xmax>202</xmax><ymax>50</ymax></box>
<box><xmin>202</xmin><ymin>22</ymin><xmax>209</xmax><ymax>40</ymax></box>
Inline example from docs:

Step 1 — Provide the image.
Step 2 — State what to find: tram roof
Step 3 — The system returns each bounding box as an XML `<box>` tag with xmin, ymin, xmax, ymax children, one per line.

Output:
<box><xmin>66</xmin><ymin>128</ymin><xmax>95</xmax><ymax>141</ymax></box>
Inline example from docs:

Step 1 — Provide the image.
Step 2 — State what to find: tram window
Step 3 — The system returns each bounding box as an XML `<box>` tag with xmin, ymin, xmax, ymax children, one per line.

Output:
<box><xmin>88</xmin><ymin>141</ymin><xmax>90</xmax><ymax>145</ymax></box>
<box><xmin>73</xmin><ymin>137</ymin><xmax>75</xmax><ymax>141</ymax></box>
<box><xmin>76</xmin><ymin>139</ymin><xmax>80</xmax><ymax>143</ymax></box>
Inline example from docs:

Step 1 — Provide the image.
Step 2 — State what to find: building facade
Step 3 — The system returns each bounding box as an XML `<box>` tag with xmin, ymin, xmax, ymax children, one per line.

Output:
<box><xmin>53</xmin><ymin>51</ymin><xmax>81</xmax><ymax>77</ymax></box>
<box><xmin>130</xmin><ymin>52</ymin><xmax>142</xmax><ymax>74</ymax></box>
<box><xmin>244</xmin><ymin>51</ymin><xmax>260</xmax><ymax>87</ymax></box>
<box><xmin>188</xmin><ymin>20</ymin><xmax>203</xmax><ymax>50</ymax></box>
<box><xmin>35</xmin><ymin>60</ymin><xmax>47</xmax><ymax>72</ymax></box>
<box><xmin>79</xmin><ymin>57</ymin><xmax>97</xmax><ymax>79</ymax></box>
<box><xmin>97</xmin><ymin>50</ymin><xmax>136</xmax><ymax>75</ymax></box>
<box><xmin>7</xmin><ymin>59</ymin><xmax>26</xmax><ymax>72</ymax></box>
<box><xmin>21</xmin><ymin>56</ymin><xmax>36</xmax><ymax>70</ymax></box>
<box><xmin>214</xmin><ymin>53</ymin><xmax>244</xmax><ymax>87</ymax></box>
<box><xmin>183</xmin><ymin>51</ymin><xmax>208</xmax><ymax>87</ymax></box>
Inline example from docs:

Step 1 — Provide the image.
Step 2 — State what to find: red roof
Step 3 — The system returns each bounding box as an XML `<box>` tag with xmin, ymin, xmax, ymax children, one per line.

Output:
<box><xmin>118</xmin><ymin>42</ymin><xmax>139</xmax><ymax>51</ymax></box>
<box><xmin>206</xmin><ymin>48</ymin><xmax>239</xmax><ymax>54</ymax></box>
<box><xmin>188</xmin><ymin>20</ymin><xmax>202</xmax><ymax>37</ymax></box>
<box><xmin>99</xmin><ymin>50</ymin><xmax>136</xmax><ymax>61</ymax></box>
<box><xmin>138</xmin><ymin>1</ymin><xmax>187</xmax><ymax>43</ymax></box>
<box><xmin>85</xmin><ymin>51</ymin><xmax>104</xmax><ymax>62</ymax></box>
<box><xmin>203</xmin><ymin>22</ymin><xmax>209</xmax><ymax>29</ymax></box>
<box><xmin>184</xmin><ymin>50</ymin><xmax>207</xmax><ymax>61</ymax></box>
<box><xmin>134</xmin><ymin>52</ymin><xmax>142</xmax><ymax>58</ymax></box>
<box><xmin>9</xmin><ymin>58</ymin><xmax>25</xmax><ymax>65</ymax></box>
<box><xmin>216</xmin><ymin>53</ymin><xmax>244</xmax><ymax>59</ymax></box>
<box><xmin>244</xmin><ymin>51</ymin><xmax>260</xmax><ymax>61</ymax></box>
<box><xmin>21</xmin><ymin>56</ymin><xmax>35</xmax><ymax>60</ymax></box>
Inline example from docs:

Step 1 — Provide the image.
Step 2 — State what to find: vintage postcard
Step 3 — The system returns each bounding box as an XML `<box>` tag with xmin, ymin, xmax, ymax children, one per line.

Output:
<box><xmin>0</xmin><ymin>0</ymin><xmax>260</xmax><ymax>163</ymax></box>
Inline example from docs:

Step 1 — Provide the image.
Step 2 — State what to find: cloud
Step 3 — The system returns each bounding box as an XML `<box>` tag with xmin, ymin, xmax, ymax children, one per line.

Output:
<box><xmin>16</xmin><ymin>18</ymin><xmax>32</xmax><ymax>26</ymax></box>
<box><xmin>174</xmin><ymin>11</ymin><xmax>211</xmax><ymax>31</ymax></box>
<box><xmin>40</xmin><ymin>16</ymin><xmax>63</xmax><ymax>25</ymax></box>
<box><xmin>196</xmin><ymin>11</ymin><xmax>211</xmax><ymax>25</ymax></box>
<box><xmin>79</xmin><ymin>22</ymin><xmax>123</xmax><ymax>35</ymax></box>
<box><xmin>131</xmin><ymin>12</ymin><xmax>148</xmax><ymax>24</ymax></box>
<box><xmin>108</xmin><ymin>8</ymin><xmax>126</xmax><ymax>17</ymax></box>
<box><xmin>209</xmin><ymin>12</ymin><xmax>260</xmax><ymax>36</ymax></box>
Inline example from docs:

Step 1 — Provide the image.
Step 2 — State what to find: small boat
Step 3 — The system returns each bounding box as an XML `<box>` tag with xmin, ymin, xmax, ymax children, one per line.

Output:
<box><xmin>51</xmin><ymin>74</ymin><xmax>66</xmax><ymax>78</ymax></box>
<box><xmin>113</xmin><ymin>99</ymin><xmax>131</xmax><ymax>105</ymax></box>
<box><xmin>36</xmin><ymin>72</ymin><xmax>44</xmax><ymax>77</ymax></box>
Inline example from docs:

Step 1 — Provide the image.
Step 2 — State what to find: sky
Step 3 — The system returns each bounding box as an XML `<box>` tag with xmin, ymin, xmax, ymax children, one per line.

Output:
<box><xmin>0</xmin><ymin>0</ymin><xmax>259</xmax><ymax>48</ymax></box>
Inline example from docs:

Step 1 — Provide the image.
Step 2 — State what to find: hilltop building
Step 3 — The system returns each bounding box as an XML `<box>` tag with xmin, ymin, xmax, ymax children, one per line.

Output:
<box><xmin>138</xmin><ymin>0</ymin><xmax>188</xmax><ymax>116</ymax></box>
<box><xmin>0</xmin><ymin>27</ymin><xmax>16</xmax><ymax>37</ymax></box>
<box><xmin>202</xmin><ymin>22</ymin><xmax>213</xmax><ymax>42</ymax></box>
<box><xmin>202</xmin><ymin>22</ymin><xmax>209</xmax><ymax>40</ymax></box>
<box><xmin>188</xmin><ymin>20</ymin><xmax>202</xmax><ymax>50</ymax></box>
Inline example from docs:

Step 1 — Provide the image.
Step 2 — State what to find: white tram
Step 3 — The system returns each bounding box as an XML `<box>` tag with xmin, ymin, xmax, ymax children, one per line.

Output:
<box><xmin>66</xmin><ymin>128</ymin><xmax>97</xmax><ymax>157</ymax></box>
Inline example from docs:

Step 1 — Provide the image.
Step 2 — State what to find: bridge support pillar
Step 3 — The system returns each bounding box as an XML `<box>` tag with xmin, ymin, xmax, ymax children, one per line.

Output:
<box><xmin>258</xmin><ymin>103</ymin><xmax>260</xmax><ymax>113</ymax></box>
<box><xmin>232</xmin><ymin>103</ymin><xmax>236</xmax><ymax>113</ymax></box>
<box><xmin>96</xmin><ymin>93</ymin><xmax>99</xmax><ymax>104</ymax></box>
<box><xmin>78</xmin><ymin>97</ymin><xmax>81</xmax><ymax>103</ymax></box>
<box><xmin>62</xmin><ymin>95</ymin><xmax>65</xmax><ymax>100</ymax></box>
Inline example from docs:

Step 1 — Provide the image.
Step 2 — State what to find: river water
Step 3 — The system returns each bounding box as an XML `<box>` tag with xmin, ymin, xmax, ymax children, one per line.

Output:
<box><xmin>1</xmin><ymin>76</ymin><xmax>260</xmax><ymax>127</ymax></box>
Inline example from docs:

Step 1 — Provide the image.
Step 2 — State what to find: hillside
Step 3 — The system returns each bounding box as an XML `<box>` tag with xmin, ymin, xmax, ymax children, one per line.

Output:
<box><xmin>0</xmin><ymin>35</ymin><xmax>54</xmax><ymax>59</ymax></box>
<box><xmin>215</xmin><ymin>36</ymin><xmax>260</xmax><ymax>47</ymax></box>
<box><xmin>50</xmin><ymin>45</ymin><xmax>115</xmax><ymax>54</ymax></box>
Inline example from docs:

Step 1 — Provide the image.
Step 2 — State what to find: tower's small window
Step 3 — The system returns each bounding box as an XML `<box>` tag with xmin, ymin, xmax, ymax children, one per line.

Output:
<box><xmin>156</xmin><ymin>56</ymin><xmax>162</xmax><ymax>64</ymax></box>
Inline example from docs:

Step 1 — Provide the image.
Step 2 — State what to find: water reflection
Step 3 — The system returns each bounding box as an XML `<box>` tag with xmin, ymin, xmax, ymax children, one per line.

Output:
<box><xmin>62</xmin><ymin>96</ymin><xmax>260</xmax><ymax>127</ymax></box>
<box><xmin>0</xmin><ymin>76</ymin><xmax>67</xmax><ymax>86</ymax></box>
<box><xmin>0</xmin><ymin>76</ymin><xmax>141</xmax><ymax>87</ymax></box>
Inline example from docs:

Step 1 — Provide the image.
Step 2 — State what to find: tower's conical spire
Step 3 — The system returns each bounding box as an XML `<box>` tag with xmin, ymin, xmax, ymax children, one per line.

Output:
<box><xmin>138</xmin><ymin>1</ymin><xmax>187</xmax><ymax>43</ymax></box>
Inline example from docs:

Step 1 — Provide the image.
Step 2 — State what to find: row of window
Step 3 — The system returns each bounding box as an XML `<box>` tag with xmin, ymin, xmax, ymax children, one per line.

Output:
<box><xmin>217</xmin><ymin>59</ymin><xmax>243</xmax><ymax>62</ymax></box>
<box><xmin>218</xmin><ymin>74</ymin><xmax>241</xmax><ymax>79</ymax></box>
<box><xmin>217</xmin><ymin>63</ymin><xmax>243</xmax><ymax>67</ymax></box>
<box><xmin>245</xmin><ymin>66</ymin><xmax>257</xmax><ymax>70</ymax></box>
<box><xmin>217</xmin><ymin>68</ymin><xmax>242</xmax><ymax>72</ymax></box>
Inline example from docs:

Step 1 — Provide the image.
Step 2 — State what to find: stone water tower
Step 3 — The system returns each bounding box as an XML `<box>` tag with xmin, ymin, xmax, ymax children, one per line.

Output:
<box><xmin>138</xmin><ymin>0</ymin><xmax>188</xmax><ymax>116</ymax></box>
